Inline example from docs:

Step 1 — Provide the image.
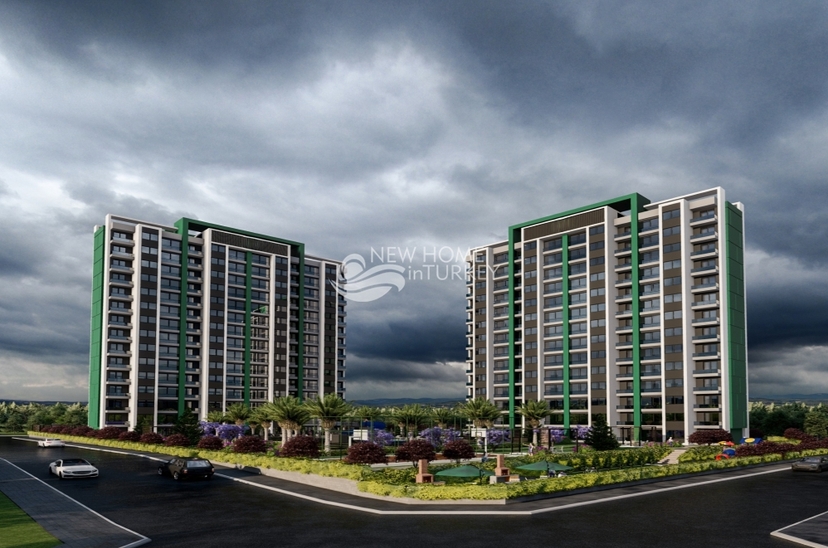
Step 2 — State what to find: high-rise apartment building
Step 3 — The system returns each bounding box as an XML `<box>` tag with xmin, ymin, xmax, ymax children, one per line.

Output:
<box><xmin>466</xmin><ymin>188</ymin><xmax>747</xmax><ymax>442</ymax></box>
<box><xmin>89</xmin><ymin>215</ymin><xmax>346</xmax><ymax>431</ymax></box>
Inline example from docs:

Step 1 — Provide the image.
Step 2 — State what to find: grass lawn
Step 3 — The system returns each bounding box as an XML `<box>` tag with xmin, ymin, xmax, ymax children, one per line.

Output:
<box><xmin>0</xmin><ymin>491</ymin><xmax>61</xmax><ymax>548</ymax></box>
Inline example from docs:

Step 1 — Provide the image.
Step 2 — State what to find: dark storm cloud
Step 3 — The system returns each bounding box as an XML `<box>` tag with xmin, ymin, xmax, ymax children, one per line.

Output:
<box><xmin>0</xmin><ymin>1</ymin><xmax>827</xmax><ymax>400</ymax></box>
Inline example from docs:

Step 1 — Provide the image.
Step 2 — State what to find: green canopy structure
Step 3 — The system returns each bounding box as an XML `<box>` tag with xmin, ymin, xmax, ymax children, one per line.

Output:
<box><xmin>435</xmin><ymin>465</ymin><xmax>495</xmax><ymax>479</ymax></box>
<box><xmin>515</xmin><ymin>460</ymin><xmax>573</xmax><ymax>475</ymax></box>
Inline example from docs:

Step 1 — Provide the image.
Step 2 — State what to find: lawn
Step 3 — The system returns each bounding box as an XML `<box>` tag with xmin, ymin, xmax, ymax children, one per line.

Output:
<box><xmin>0</xmin><ymin>491</ymin><xmax>61</xmax><ymax>548</ymax></box>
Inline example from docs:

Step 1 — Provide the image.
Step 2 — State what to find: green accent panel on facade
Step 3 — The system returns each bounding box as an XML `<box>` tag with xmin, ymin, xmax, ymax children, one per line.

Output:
<box><xmin>297</xmin><ymin>245</ymin><xmax>305</xmax><ymax>402</ymax></box>
<box><xmin>508</xmin><ymin>193</ymin><xmax>649</xmax><ymax>233</ymax></box>
<box><xmin>88</xmin><ymin>225</ymin><xmax>106</xmax><ymax>428</ymax></box>
<box><xmin>562</xmin><ymin>235</ymin><xmax>571</xmax><ymax>429</ymax></box>
<box><xmin>631</xmin><ymin>198</ymin><xmax>643</xmax><ymax>436</ymax></box>
<box><xmin>174</xmin><ymin>219</ymin><xmax>190</xmax><ymax>417</ymax></box>
<box><xmin>725</xmin><ymin>203</ymin><xmax>748</xmax><ymax>431</ymax></box>
<box><xmin>177</xmin><ymin>218</ymin><xmax>303</xmax><ymax>247</ymax></box>
<box><xmin>507</xmin><ymin>232</ymin><xmax>516</xmax><ymax>429</ymax></box>
<box><xmin>244</xmin><ymin>252</ymin><xmax>253</xmax><ymax>406</ymax></box>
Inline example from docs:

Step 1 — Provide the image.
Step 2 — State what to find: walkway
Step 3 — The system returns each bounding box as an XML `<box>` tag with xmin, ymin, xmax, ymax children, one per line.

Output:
<box><xmin>0</xmin><ymin>458</ymin><xmax>149</xmax><ymax>548</ymax></box>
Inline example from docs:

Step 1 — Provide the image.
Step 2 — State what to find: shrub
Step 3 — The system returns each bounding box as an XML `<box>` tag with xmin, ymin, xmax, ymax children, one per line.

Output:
<box><xmin>164</xmin><ymin>433</ymin><xmax>192</xmax><ymax>447</ymax></box>
<box><xmin>58</xmin><ymin>425</ymin><xmax>74</xmax><ymax>434</ymax></box>
<box><xmin>197</xmin><ymin>436</ymin><xmax>224</xmax><ymax>450</ymax></box>
<box><xmin>442</xmin><ymin>439</ymin><xmax>475</xmax><ymax>462</ymax></box>
<box><xmin>395</xmin><ymin>439</ymin><xmax>436</xmax><ymax>465</ymax></box>
<box><xmin>233</xmin><ymin>435</ymin><xmax>267</xmax><ymax>454</ymax></box>
<box><xmin>70</xmin><ymin>426</ymin><xmax>93</xmax><ymax>437</ymax></box>
<box><xmin>279</xmin><ymin>435</ymin><xmax>320</xmax><ymax>458</ymax></box>
<box><xmin>783</xmin><ymin>428</ymin><xmax>812</xmax><ymax>442</ymax></box>
<box><xmin>734</xmin><ymin>441</ymin><xmax>797</xmax><ymax>457</ymax></box>
<box><xmin>140</xmin><ymin>432</ymin><xmax>165</xmax><ymax>445</ymax></box>
<box><xmin>345</xmin><ymin>442</ymin><xmax>387</xmax><ymax>464</ymax></box>
<box><xmin>119</xmin><ymin>431</ymin><xmax>141</xmax><ymax>442</ymax></box>
<box><xmin>688</xmin><ymin>429</ymin><xmax>732</xmax><ymax>445</ymax></box>
<box><xmin>96</xmin><ymin>426</ymin><xmax>123</xmax><ymax>440</ymax></box>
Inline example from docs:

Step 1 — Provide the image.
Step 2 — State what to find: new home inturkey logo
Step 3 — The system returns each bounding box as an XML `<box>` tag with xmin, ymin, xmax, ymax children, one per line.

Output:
<box><xmin>329</xmin><ymin>253</ymin><xmax>406</xmax><ymax>302</ymax></box>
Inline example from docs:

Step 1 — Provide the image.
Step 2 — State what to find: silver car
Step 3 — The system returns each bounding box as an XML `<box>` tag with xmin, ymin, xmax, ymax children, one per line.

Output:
<box><xmin>49</xmin><ymin>458</ymin><xmax>99</xmax><ymax>479</ymax></box>
<box><xmin>791</xmin><ymin>456</ymin><xmax>828</xmax><ymax>473</ymax></box>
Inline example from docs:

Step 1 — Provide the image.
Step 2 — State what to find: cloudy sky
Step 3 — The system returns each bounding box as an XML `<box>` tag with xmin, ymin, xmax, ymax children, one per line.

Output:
<box><xmin>1</xmin><ymin>1</ymin><xmax>827</xmax><ymax>403</ymax></box>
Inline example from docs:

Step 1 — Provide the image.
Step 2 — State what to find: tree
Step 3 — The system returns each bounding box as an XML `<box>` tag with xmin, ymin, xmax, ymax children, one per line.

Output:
<box><xmin>688</xmin><ymin>429</ymin><xmax>732</xmax><ymax>445</ymax></box>
<box><xmin>172</xmin><ymin>407</ymin><xmax>203</xmax><ymax>445</ymax></box>
<box><xmin>392</xmin><ymin>404</ymin><xmax>428</xmax><ymax>438</ymax></box>
<box><xmin>804</xmin><ymin>408</ymin><xmax>828</xmax><ymax>439</ymax></box>
<box><xmin>269</xmin><ymin>397</ymin><xmax>310</xmax><ymax>442</ymax></box>
<box><xmin>206</xmin><ymin>410</ymin><xmax>227</xmax><ymax>423</ymax></box>
<box><xmin>442</xmin><ymin>439</ymin><xmax>475</xmax><ymax>463</ymax></box>
<box><xmin>251</xmin><ymin>405</ymin><xmax>274</xmax><ymax>440</ymax></box>
<box><xmin>395</xmin><ymin>439</ymin><xmax>436</xmax><ymax>466</ymax></box>
<box><xmin>457</xmin><ymin>398</ymin><xmax>501</xmax><ymax>428</ymax></box>
<box><xmin>304</xmin><ymin>394</ymin><xmax>352</xmax><ymax>453</ymax></box>
<box><xmin>344</xmin><ymin>442</ymin><xmax>387</xmax><ymax>464</ymax></box>
<box><xmin>518</xmin><ymin>400</ymin><xmax>552</xmax><ymax>445</ymax></box>
<box><xmin>225</xmin><ymin>403</ymin><xmax>252</xmax><ymax>427</ymax></box>
<box><xmin>431</xmin><ymin>407</ymin><xmax>455</xmax><ymax>429</ymax></box>
<box><xmin>583</xmin><ymin>414</ymin><xmax>619</xmax><ymax>451</ymax></box>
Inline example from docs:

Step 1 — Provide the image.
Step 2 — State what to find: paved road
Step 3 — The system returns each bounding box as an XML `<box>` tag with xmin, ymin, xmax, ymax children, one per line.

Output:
<box><xmin>1</xmin><ymin>437</ymin><xmax>825</xmax><ymax>547</ymax></box>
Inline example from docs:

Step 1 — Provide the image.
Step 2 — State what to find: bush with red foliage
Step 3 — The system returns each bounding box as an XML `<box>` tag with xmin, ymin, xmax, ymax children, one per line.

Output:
<box><xmin>783</xmin><ymin>428</ymin><xmax>813</xmax><ymax>442</ymax></box>
<box><xmin>395</xmin><ymin>439</ymin><xmax>437</xmax><ymax>465</ymax></box>
<box><xmin>119</xmin><ymin>431</ymin><xmax>141</xmax><ymax>442</ymax></box>
<box><xmin>95</xmin><ymin>426</ymin><xmax>123</xmax><ymax>440</ymax></box>
<box><xmin>344</xmin><ymin>442</ymin><xmax>387</xmax><ymax>464</ymax></box>
<box><xmin>70</xmin><ymin>426</ymin><xmax>94</xmax><ymax>437</ymax></box>
<box><xmin>197</xmin><ymin>436</ymin><xmax>224</xmax><ymax>450</ymax></box>
<box><xmin>279</xmin><ymin>435</ymin><xmax>320</xmax><ymax>458</ymax></box>
<box><xmin>140</xmin><ymin>432</ymin><xmax>165</xmax><ymax>445</ymax></box>
<box><xmin>797</xmin><ymin>438</ymin><xmax>828</xmax><ymax>451</ymax></box>
<box><xmin>164</xmin><ymin>433</ymin><xmax>192</xmax><ymax>447</ymax></box>
<box><xmin>688</xmin><ymin>429</ymin><xmax>732</xmax><ymax>445</ymax></box>
<box><xmin>442</xmin><ymin>439</ymin><xmax>475</xmax><ymax>462</ymax></box>
<box><xmin>232</xmin><ymin>435</ymin><xmax>268</xmax><ymax>454</ymax></box>
<box><xmin>58</xmin><ymin>426</ymin><xmax>74</xmax><ymax>435</ymax></box>
<box><xmin>735</xmin><ymin>441</ymin><xmax>798</xmax><ymax>457</ymax></box>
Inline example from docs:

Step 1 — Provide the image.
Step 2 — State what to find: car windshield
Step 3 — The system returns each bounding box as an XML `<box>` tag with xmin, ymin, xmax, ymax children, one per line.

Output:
<box><xmin>63</xmin><ymin>459</ymin><xmax>89</xmax><ymax>465</ymax></box>
<box><xmin>187</xmin><ymin>461</ymin><xmax>211</xmax><ymax>468</ymax></box>
<box><xmin>803</xmin><ymin>458</ymin><xmax>822</xmax><ymax>463</ymax></box>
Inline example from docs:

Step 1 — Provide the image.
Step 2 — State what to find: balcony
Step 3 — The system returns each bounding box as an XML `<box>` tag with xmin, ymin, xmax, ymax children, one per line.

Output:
<box><xmin>691</xmin><ymin>265</ymin><xmax>718</xmax><ymax>275</ymax></box>
<box><xmin>693</xmin><ymin>386</ymin><xmax>721</xmax><ymax>393</ymax></box>
<box><xmin>690</xmin><ymin>247</ymin><xmax>718</xmax><ymax>258</ymax></box>
<box><xmin>690</xmin><ymin>212</ymin><xmax>717</xmax><ymax>226</ymax></box>
<box><xmin>692</xmin><ymin>334</ymin><xmax>719</xmax><ymax>342</ymax></box>
<box><xmin>690</xmin><ymin>231</ymin><xmax>717</xmax><ymax>243</ymax></box>
<box><xmin>693</xmin><ymin>368</ymin><xmax>720</xmax><ymax>376</ymax></box>
<box><xmin>692</xmin><ymin>300</ymin><xmax>719</xmax><ymax>309</ymax></box>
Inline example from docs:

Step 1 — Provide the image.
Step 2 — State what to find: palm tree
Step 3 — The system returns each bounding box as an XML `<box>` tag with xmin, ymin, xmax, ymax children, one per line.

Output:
<box><xmin>250</xmin><ymin>405</ymin><xmax>274</xmax><ymax>440</ymax></box>
<box><xmin>518</xmin><ymin>399</ymin><xmax>552</xmax><ymax>445</ymax></box>
<box><xmin>393</xmin><ymin>404</ymin><xmax>428</xmax><ymax>439</ymax></box>
<box><xmin>352</xmin><ymin>405</ymin><xmax>383</xmax><ymax>442</ymax></box>
<box><xmin>304</xmin><ymin>394</ymin><xmax>352</xmax><ymax>453</ymax></box>
<box><xmin>431</xmin><ymin>407</ymin><xmax>455</xmax><ymax>429</ymax></box>
<box><xmin>269</xmin><ymin>397</ymin><xmax>310</xmax><ymax>442</ymax></box>
<box><xmin>206</xmin><ymin>410</ymin><xmax>227</xmax><ymax>423</ymax></box>
<box><xmin>225</xmin><ymin>403</ymin><xmax>252</xmax><ymax>427</ymax></box>
<box><xmin>457</xmin><ymin>398</ymin><xmax>500</xmax><ymax>428</ymax></box>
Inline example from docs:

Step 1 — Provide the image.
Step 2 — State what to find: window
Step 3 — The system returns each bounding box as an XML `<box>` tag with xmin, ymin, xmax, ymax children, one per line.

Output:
<box><xmin>640</xmin><ymin>218</ymin><xmax>659</xmax><ymax>231</ymax></box>
<box><xmin>589</xmin><ymin>225</ymin><xmax>605</xmax><ymax>235</ymax></box>
<box><xmin>664</xmin><ymin>243</ymin><xmax>681</xmax><ymax>254</ymax></box>
<box><xmin>664</xmin><ymin>259</ymin><xmax>681</xmax><ymax>270</ymax></box>
<box><xmin>590</xmin><ymin>303</ymin><xmax>606</xmax><ymax>312</ymax></box>
<box><xmin>663</xmin><ymin>209</ymin><xmax>681</xmax><ymax>220</ymax></box>
<box><xmin>589</xmin><ymin>241</ymin><xmax>605</xmax><ymax>251</ymax></box>
<box><xmin>590</xmin><ymin>272</ymin><xmax>605</xmax><ymax>281</ymax></box>
<box><xmin>665</xmin><ymin>310</ymin><xmax>683</xmax><ymax>320</ymax></box>
<box><xmin>142</xmin><ymin>232</ymin><xmax>159</xmax><ymax>241</ymax></box>
<box><xmin>663</xmin><ymin>226</ymin><xmax>681</xmax><ymax>237</ymax></box>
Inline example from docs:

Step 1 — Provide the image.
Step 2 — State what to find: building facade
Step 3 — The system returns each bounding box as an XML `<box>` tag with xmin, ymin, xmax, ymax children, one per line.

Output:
<box><xmin>465</xmin><ymin>188</ymin><xmax>747</xmax><ymax>442</ymax></box>
<box><xmin>89</xmin><ymin>215</ymin><xmax>346</xmax><ymax>431</ymax></box>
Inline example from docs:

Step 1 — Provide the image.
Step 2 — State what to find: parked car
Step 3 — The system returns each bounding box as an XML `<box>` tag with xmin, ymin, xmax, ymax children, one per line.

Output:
<box><xmin>37</xmin><ymin>438</ymin><xmax>66</xmax><ymax>448</ymax></box>
<box><xmin>792</xmin><ymin>456</ymin><xmax>828</xmax><ymax>473</ymax></box>
<box><xmin>49</xmin><ymin>458</ymin><xmax>99</xmax><ymax>479</ymax></box>
<box><xmin>158</xmin><ymin>458</ymin><xmax>215</xmax><ymax>481</ymax></box>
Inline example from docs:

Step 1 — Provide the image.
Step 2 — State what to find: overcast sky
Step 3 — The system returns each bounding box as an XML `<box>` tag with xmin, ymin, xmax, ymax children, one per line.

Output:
<box><xmin>1</xmin><ymin>1</ymin><xmax>827</xmax><ymax>403</ymax></box>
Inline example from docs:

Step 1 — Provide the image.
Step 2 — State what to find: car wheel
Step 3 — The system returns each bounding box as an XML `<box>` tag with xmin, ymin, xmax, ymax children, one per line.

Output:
<box><xmin>48</xmin><ymin>467</ymin><xmax>52</xmax><ymax>475</ymax></box>
<box><xmin>157</xmin><ymin>468</ymin><xmax>164</xmax><ymax>476</ymax></box>
<box><xmin>58</xmin><ymin>472</ymin><xmax>63</xmax><ymax>480</ymax></box>
<box><xmin>207</xmin><ymin>474</ymin><xmax>213</xmax><ymax>480</ymax></box>
<box><xmin>173</xmin><ymin>471</ymin><xmax>180</xmax><ymax>480</ymax></box>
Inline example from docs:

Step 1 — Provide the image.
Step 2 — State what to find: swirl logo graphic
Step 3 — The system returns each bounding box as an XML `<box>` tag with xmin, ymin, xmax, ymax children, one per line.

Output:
<box><xmin>330</xmin><ymin>253</ymin><xmax>406</xmax><ymax>302</ymax></box>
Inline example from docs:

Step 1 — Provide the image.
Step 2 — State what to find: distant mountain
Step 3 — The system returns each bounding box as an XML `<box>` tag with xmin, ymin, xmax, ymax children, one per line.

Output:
<box><xmin>751</xmin><ymin>394</ymin><xmax>828</xmax><ymax>405</ymax></box>
<box><xmin>349</xmin><ymin>397</ymin><xmax>464</xmax><ymax>408</ymax></box>
<box><xmin>0</xmin><ymin>399</ymin><xmax>87</xmax><ymax>406</ymax></box>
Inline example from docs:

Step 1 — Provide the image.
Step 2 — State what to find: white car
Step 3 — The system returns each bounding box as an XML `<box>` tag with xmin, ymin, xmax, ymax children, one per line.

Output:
<box><xmin>49</xmin><ymin>458</ymin><xmax>99</xmax><ymax>479</ymax></box>
<box><xmin>37</xmin><ymin>438</ymin><xmax>66</xmax><ymax>448</ymax></box>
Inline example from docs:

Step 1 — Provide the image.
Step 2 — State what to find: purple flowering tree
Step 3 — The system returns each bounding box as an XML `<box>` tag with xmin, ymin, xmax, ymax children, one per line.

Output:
<box><xmin>199</xmin><ymin>421</ymin><xmax>221</xmax><ymax>437</ymax></box>
<box><xmin>371</xmin><ymin>430</ymin><xmax>395</xmax><ymax>447</ymax></box>
<box><xmin>486</xmin><ymin>429</ymin><xmax>511</xmax><ymax>449</ymax></box>
<box><xmin>216</xmin><ymin>424</ymin><xmax>246</xmax><ymax>446</ymax></box>
<box><xmin>419</xmin><ymin>427</ymin><xmax>462</xmax><ymax>451</ymax></box>
<box><xmin>548</xmin><ymin>428</ymin><xmax>565</xmax><ymax>444</ymax></box>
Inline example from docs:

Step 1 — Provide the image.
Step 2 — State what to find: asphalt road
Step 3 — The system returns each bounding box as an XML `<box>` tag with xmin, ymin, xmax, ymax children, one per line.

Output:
<box><xmin>1</xmin><ymin>436</ymin><xmax>825</xmax><ymax>547</ymax></box>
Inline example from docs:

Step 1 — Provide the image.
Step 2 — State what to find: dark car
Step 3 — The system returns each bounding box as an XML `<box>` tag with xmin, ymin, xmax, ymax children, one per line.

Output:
<box><xmin>158</xmin><ymin>458</ymin><xmax>215</xmax><ymax>480</ymax></box>
<box><xmin>791</xmin><ymin>456</ymin><xmax>828</xmax><ymax>473</ymax></box>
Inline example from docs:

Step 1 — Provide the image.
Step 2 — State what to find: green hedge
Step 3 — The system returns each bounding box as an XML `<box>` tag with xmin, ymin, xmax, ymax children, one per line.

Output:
<box><xmin>509</xmin><ymin>446</ymin><xmax>671</xmax><ymax>471</ymax></box>
<box><xmin>28</xmin><ymin>432</ymin><xmax>371</xmax><ymax>481</ymax></box>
